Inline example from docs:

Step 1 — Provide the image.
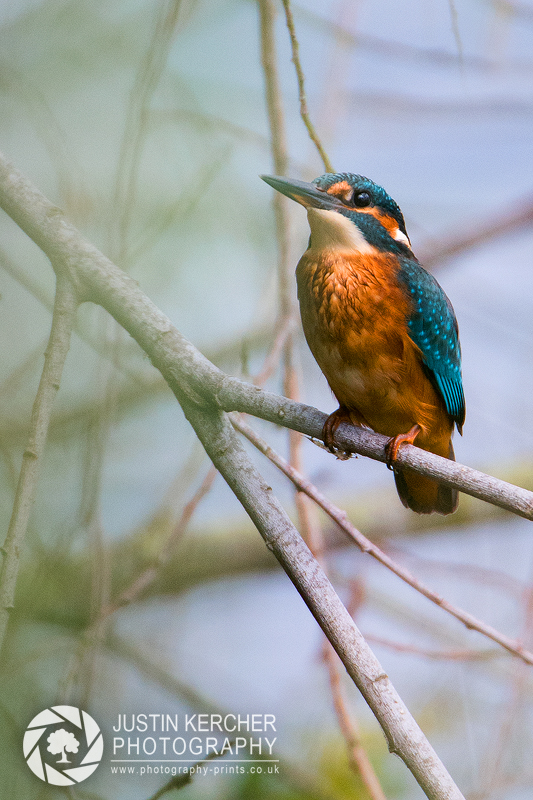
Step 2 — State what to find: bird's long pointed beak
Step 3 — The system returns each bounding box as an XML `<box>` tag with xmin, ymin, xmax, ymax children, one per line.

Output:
<box><xmin>260</xmin><ymin>174</ymin><xmax>343</xmax><ymax>211</ymax></box>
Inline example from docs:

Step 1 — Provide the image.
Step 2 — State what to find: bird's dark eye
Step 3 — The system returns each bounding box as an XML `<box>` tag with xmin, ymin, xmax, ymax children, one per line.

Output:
<box><xmin>353</xmin><ymin>191</ymin><xmax>371</xmax><ymax>207</ymax></box>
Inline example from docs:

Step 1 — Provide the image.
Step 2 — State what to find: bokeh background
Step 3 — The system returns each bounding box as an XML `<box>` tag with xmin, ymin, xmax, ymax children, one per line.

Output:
<box><xmin>1</xmin><ymin>0</ymin><xmax>533</xmax><ymax>797</ymax></box>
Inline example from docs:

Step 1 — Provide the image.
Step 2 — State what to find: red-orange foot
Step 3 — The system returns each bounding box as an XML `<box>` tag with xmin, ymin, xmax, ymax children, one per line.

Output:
<box><xmin>385</xmin><ymin>424</ymin><xmax>422</xmax><ymax>470</ymax></box>
<box><xmin>322</xmin><ymin>407</ymin><xmax>353</xmax><ymax>453</ymax></box>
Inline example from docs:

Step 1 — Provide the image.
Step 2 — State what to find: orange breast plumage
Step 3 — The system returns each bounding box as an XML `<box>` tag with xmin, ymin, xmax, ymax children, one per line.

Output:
<box><xmin>297</xmin><ymin>250</ymin><xmax>435</xmax><ymax>431</ymax></box>
<box><xmin>296</xmin><ymin>248</ymin><xmax>456</xmax><ymax>513</ymax></box>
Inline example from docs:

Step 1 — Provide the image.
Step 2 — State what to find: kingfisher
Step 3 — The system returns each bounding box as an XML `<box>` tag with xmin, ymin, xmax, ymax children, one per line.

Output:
<box><xmin>261</xmin><ymin>172</ymin><xmax>465</xmax><ymax>514</ymax></box>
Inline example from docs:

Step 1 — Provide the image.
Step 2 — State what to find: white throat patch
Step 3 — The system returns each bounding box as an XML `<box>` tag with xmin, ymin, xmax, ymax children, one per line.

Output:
<box><xmin>392</xmin><ymin>227</ymin><xmax>411</xmax><ymax>247</ymax></box>
<box><xmin>306</xmin><ymin>208</ymin><xmax>375</xmax><ymax>254</ymax></box>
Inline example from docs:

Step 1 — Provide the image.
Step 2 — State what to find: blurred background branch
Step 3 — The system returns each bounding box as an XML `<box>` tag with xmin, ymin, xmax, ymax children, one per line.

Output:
<box><xmin>0</xmin><ymin>276</ymin><xmax>78</xmax><ymax>655</ymax></box>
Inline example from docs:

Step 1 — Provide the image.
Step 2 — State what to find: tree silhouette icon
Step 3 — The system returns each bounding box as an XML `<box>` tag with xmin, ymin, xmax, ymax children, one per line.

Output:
<box><xmin>47</xmin><ymin>729</ymin><xmax>80</xmax><ymax>764</ymax></box>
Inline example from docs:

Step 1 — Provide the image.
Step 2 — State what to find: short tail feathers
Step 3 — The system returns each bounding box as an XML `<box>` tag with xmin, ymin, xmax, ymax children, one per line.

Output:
<box><xmin>394</xmin><ymin>442</ymin><xmax>458</xmax><ymax>515</ymax></box>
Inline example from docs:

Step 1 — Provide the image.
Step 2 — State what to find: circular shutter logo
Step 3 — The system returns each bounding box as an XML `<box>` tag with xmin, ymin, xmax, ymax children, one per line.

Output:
<box><xmin>23</xmin><ymin>705</ymin><xmax>103</xmax><ymax>785</ymax></box>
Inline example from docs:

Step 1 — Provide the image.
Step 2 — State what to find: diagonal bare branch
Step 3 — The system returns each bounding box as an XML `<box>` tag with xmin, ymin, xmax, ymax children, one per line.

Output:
<box><xmin>230</xmin><ymin>414</ymin><xmax>533</xmax><ymax>666</ymax></box>
<box><xmin>418</xmin><ymin>195</ymin><xmax>533</xmax><ymax>268</ymax></box>
<box><xmin>281</xmin><ymin>0</ymin><xmax>334</xmax><ymax>173</ymax></box>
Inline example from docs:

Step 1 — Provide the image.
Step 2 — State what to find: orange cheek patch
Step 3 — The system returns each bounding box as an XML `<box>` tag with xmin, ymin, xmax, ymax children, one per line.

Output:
<box><xmin>326</xmin><ymin>180</ymin><xmax>353</xmax><ymax>200</ymax></box>
<box><xmin>363</xmin><ymin>208</ymin><xmax>397</xmax><ymax>233</ymax></box>
<box><xmin>357</xmin><ymin>208</ymin><xmax>410</xmax><ymax>244</ymax></box>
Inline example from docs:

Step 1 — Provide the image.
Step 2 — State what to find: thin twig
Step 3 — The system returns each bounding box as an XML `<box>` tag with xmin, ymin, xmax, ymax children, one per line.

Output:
<box><xmin>0</xmin><ymin>245</ymin><xmax>143</xmax><ymax>382</ymax></box>
<box><xmin>323</xmin><ymin>580</ymin><xmax>388</xmax><ymax>800</ymax></box>
<box><xmin>0</xmin><ymin>276</ymin><xmax>78</xmax><ymax>655</ymax></box>
<box><xmin>258</xmin><ymin>0</ymin><xmax>294</xmax><ymax>327</ymax></box>
<box><xmin>108</xmin><ymin>465</ymin><xmax>217</xmax><ymax>612</ymax></box>
<box><xmin>112</xmin><ymin>0</ymin><xmax>184</xmax><ymax>263</ymax></box>
<box><xmin>296</xmin><ymin>5</ymin><xmax>533</xmax><ymax>74</ymax></box>
<box><xmin>230</xmin><ymin>414</ymin><xmax>533</xmax><ymax>666</ymax></box>
<box><xmin>281</xmin><ymin>0</ymin><xmax>334</xmax><ymax>173</ymax></box>
<box><xmin>252</xmin><ymin>313</ymin><xmax>295</xmax><ymax>387</ymax></box>
<box><xmin>323</xmin><ymin>641</ymin><xmax>388</xmax><ymax>800</ymax></box>
<box><xmin>363</xmin><ymin>634</ymin><xmax>500</xmax><ymax>662</ymax></box>
<box><xmin>77</xmin><ymin>325</ymin><xmax>118</xmax><ymax>708</ymax></box>
<box><xmin>259</xmin><ymin>0</ymin><xmax>290</xmax><ymax>179</ymax></box>
<box><xmin>388</xmin><ymin>545</ymin><xmax>526</xmax><ymax>600</ymax></box>
<box><xmin>418</xmin><ymin>195</ymin><xmax>533</xmax><ymax>268</ymax></box>
<box><xmin>447</xmin><ymin>0</ymin><xmax>464</xmax><ymax>71</ymax></box>
<box><xmin>478</xmin><ymin>579</ymin><xmax>533</xmax><ymax>792</ymax></box>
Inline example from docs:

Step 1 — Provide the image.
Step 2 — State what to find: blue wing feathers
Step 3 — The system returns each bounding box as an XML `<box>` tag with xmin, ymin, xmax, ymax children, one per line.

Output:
<box><xmin>434</xmin><ymin>374</ymin><xmax>465</xmax><ymax>431</ymax></box>
<box><xmin>399</xmin><ymin>259</ymin><xmax>465</xmax><ymax>431</ymax></box>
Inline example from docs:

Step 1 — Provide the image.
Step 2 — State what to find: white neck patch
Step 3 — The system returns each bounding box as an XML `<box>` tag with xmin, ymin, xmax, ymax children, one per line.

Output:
<box><xmin>392</xmin><ymin>227</ymin><xmax>411</xmax><ymax>247</ymax></box>
<box><xmin>306</xmin><ymin>208</ymin><xmax>375</xmax><ymax>255</ymax></box>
